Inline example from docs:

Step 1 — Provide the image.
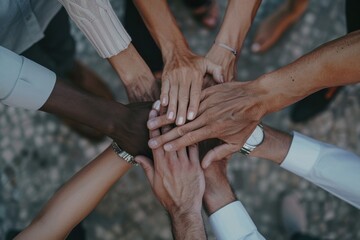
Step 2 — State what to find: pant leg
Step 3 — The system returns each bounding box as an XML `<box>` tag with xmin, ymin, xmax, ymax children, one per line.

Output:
<box><xmin>123</xmin><ymin>0</ymin><xmax>163</xmax><ymax>73</ymax></box>
<box><xmin>346</xmin><ymin>0</ymin><xmax>360</xmax><ymax>33</ymax></box>
<box><xmin>22</xmin><ymin>8</ymin><xmax>75</xmax><ymax>78</ymax></box>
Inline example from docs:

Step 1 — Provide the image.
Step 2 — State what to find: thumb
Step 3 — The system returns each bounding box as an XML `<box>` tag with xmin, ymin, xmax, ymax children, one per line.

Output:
<box><xmin>135</xmin><ymin>156</ymin><xmax>154</xmax><ymax>183</ymax></box>
<box><xmin>201</xmin><ymin>143</ymin><xmax>237</xmax><ymax>169</ymax></box>
<box><xmin>205</xmin><ymin>59</ymin><xmax>224</xmax><ymax>83</ymax></box>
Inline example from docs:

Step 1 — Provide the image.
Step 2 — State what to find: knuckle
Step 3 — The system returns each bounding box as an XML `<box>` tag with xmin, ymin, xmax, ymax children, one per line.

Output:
<box><xmin>176</xmin><ymin>127</ymin><xmax>186</xmax><ymax>137</ymax></box>
<box><xmin>185</xmin><ymin>132</ymin><xmax>196</xmax><ymax>143</ymax></box>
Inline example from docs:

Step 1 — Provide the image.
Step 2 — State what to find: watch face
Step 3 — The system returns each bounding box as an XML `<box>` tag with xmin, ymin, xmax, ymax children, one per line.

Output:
<box><xmin>246</xmin><ymin>125</ymin><xmax>264</xmax><ymax>146</ymax></box>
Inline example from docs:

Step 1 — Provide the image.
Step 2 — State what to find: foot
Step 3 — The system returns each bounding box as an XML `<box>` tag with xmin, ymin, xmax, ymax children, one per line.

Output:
<box><xmin>280</xmin><ymin>192</ymin><xmax>307</xmax><ymax>237</ymax></box>
<box><xmin>290</xmin><ymin>87</ymin><xmax>343</xmax><ymax>123</ymax></box>
<box><xmin>251</xmin><ymin>0</ymin><xmax>309</xmax><ymax>53</ymax></box>
<box><xmin>191</xmin><ymin>0</ymin><xmax>219</xmax><ymax>29</ymax></box>
<box><xmin>63</xmin><ymin>61</ymin><xmax>114</xmax><ymax>141</ymax></box>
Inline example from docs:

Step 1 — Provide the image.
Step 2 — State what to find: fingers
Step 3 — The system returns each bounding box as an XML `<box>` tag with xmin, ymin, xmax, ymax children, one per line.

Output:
<box><xmin>148</xmin><ymin>117</ymin><xmax>206</xmax><ymax>149</ymax></box>
<box><xmin>167</xmin><ymin>82</ymin><xmax>178</xmax><ymax>121</ymax></box>
<box><xmin>163</xmin><ymin>126</ymin><xmax>213</xmax><ymax>152</ymax></box>
<box><xmin>187</xmin><ymin>80</ymin><xmax>202</xmax><ymax>121</ymax></box>
<box><xmin>147</xmin><ymin>114</ymin><xmax>173</xmax><ymax>130</ymax></box>
<box><xmin>176</xmin><ymin>80</ymin><xmax>191</xmax><ymax>125</ymax></box>
<box><xmin>201</xmin><ymin>143</ymin><xmax>237</xmax><ymax>169</ymax></box>
<box><xmin>152</xmin><ymin>100</ymin><xmax>161</xmax><ymax>112</ymax></box>
<box><xmin>205</xmin><ymin>59</ymin><xmax>223</xmax><ymax>83</ymax></box>
<box><xmin>135</xmin><ymin>156</ymin><xmax>155</xmax><ymax>183</ymax></box>
<box><xmin>177</xmin><ymin>147</ymin><xmax>189</xmax><ymax>162</ymax></box>
<box><xmin>161</xmin><ymin>79</ymin><xmax>170</xmax><ymax>106</ymax></box>
<box><xmin>188</xmin><ymin>144</ymin><xmax>200</xmax><ymax>165</ymax></box>
<box><xmin>148</xmin><ymin>110</ymin><xmax>161</xmax><ymax>139</ymax></box>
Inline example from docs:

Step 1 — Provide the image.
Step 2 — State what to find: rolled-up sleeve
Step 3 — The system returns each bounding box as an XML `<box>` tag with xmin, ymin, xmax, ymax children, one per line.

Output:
<box><xmin>0</xmin><ymin>46</ymin><xmax>56</xmax><ymax>110</ymax></box>
<box><xmin>59</xmin><ymin>0</ymin><xmax>131</xmax><ymax>58</ymax></box>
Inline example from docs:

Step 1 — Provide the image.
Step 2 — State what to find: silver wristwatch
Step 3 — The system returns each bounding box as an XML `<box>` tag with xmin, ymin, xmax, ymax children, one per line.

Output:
<box><xmin>240</xmin><ymin>123</ymin><xmax>264</xmax><ymax>155</ymax></box>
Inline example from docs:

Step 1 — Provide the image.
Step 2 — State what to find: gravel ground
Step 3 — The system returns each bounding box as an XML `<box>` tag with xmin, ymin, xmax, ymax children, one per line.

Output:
<box><xmin>1</xmin><ymin>0</ymin><xmax>359</xmax><ymax>239</ymax></box>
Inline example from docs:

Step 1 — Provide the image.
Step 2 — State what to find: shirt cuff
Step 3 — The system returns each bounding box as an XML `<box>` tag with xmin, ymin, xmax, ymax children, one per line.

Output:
<box><xmin>2</xmin><ymin>56</ymin><xmax>56</xmax><ymax>110</ymax></box>
<box><xmin>209</xmin><ymin>201</ymin><xmax>258</xmax><ymax>240</ymax></box>
<box><xmin>280</xmin><ymin>132</ymin><xmax>321</xmax><ymax>176</ymax></box>
<box><xmin>59</xmin><ymin>0</ymin><xmax>132</xmax><ymax>58</ymax></box>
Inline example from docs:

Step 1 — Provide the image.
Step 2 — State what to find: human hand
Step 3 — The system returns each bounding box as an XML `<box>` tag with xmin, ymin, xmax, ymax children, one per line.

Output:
<box><xmin>125</xmin><ymin>75</ymin><xmax>160</xmax><ymax>103</ymax></box>
<box><xmin>203</xmin><ymin>43</ymin><xmax>237</xmax><ymax>89</ymax></box>
<box><xmin>136</xmin><ymin>110</ymin><xmax>205</xmax><ymax>216</ymax></box>
<box><xmin>147</xmin><ymin>81</ymin><xmax>269</xmax><ymax>168</ymax></box>
<box><xmin>161</xmin><ymin>49</ymin><xmax>223</xmax><ymax>125</ymax></box>
<box><xmin>110</xmin><ymin>101</ymin><xmax>153</xmax><ymax>158</ymax></box>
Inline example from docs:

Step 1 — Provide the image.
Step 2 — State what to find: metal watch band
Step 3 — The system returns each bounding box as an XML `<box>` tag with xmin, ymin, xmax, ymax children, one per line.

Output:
<box><xmin>239</xmin><ymin>124</ymin><xmax>264</xmax><ymax>156</ymax></box>
<box><xmin>111</xmin><ymin>141</ymin><xmax>138</xmax><ymax>166</ymax></box>
<box><xmin>240</xmin><ymin>143</ymin><xmax>256</xmax><ymax>155</ymax></box>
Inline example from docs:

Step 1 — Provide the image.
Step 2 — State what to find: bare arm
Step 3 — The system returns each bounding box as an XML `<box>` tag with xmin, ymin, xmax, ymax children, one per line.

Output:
<box><xmin>15</xmin><ymin>147</ymin><xmax>132</xmax><ymax>240</ymax></box>
<box><xmin>206</xmin><ymin>0</ymin><xmax>262</xmax><ymax>82</ymax></box>
<box><xmin>41</xmin><ymin>80</ymin><xmax>153</xmax><ymax>157</ymax></box>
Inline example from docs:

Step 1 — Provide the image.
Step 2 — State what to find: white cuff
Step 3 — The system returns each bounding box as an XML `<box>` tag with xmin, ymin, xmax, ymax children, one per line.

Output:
<box><xmin>209</xmin><ymin>201</ymin><xmax>260</xmax><ymax>240</ymax></box>
<box><xmin>280</xmin><ymin>132</ymin><xmax>321</xmax><ymax>175</ymax></box>
<box><xmin>59</xmin><ymin>0</ymin><xmax>132</xmax><ymax>58</ymax></box>
<box><xmin>0</xmin><ymin>46</ymin><xmax>56</xmax><ymax>110</ymax></box>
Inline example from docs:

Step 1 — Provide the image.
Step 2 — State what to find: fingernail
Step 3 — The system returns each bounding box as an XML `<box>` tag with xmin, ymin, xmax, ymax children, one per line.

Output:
<box><xmin>187</xmin><ymin>112</ymin><xmax>195</xmax><ymax>120</ymax></box>
<box><xmin>203</xmin><ymin>161</ymin><xmax>209</xmax><ymax>169</ymax></box>
<box><xmin>147</xmin><ymin>120</ymin><xmax>156</xmax><ymax>129</ymax></box>
<box><xmin>162</xmin><ymin>98</ymin><xmax>167</xmax><ymax>106</ymax></box>
<box><xmin>177</xmin><ymin>117</ymin><xmax>184</xmax><ymax>125</ymax></box>
<box><xmin>251</xmin><ymin>43</ymin><xmax>260</xmax><ymax>52</ymax></box>
<box><xmin>220</xmin><ymin>75</ymin><xmax>224</xmax><ymax>83</ymax></box>
<box><xmin>149</xmin><ymin>110</ymin><xmax>157</xmax><ymax>118</ymax></box>
<box><xmin>167</xmin><ymin>111</ymin><xmax>174</xmax><ymax>120</ymax></box>
<box><xmin>152</xmin><ymin>100</ymin><xmax>160</xmax><ymax>111</ymax></box>
<box><xmin>148</xmin><ymin>139</ymin><xmax>158</xmax><ymax>148</ymax></box>
<box><xmin>164</xmin><ymin>144</ymin><xmax>173</xmax><ymax>151</ymax></box>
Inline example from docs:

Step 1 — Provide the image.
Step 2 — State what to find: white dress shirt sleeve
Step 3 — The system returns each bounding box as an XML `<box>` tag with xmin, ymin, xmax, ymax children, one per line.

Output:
<box><xmin>281</xmin><ymin>132</ymin><xmax>360</xmax><ymax>209</ymax></box>
<box><xmin>0</xmin><ymin>46</ymin><xmax>56</xmax><ymax>110</ymax></box>
<box><xmin>209</xmin><ymin>201</ymin><xmax>266</xmax><ymax>240</ymax></box>
<box><xmin>59</xmin><ymin>0</ymin><xmax>131</xmax><ymax>58</ymax></box>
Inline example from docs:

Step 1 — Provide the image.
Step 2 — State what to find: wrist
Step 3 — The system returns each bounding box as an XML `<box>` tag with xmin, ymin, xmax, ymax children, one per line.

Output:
<box><xmin>203</xmin><ymin>183</ymin><xmax>236</xmax><ymax>215</ymax></box>
<box><xmin>251</xmin><ymin>125</ymin><xmax>293</xmax><ymax>165</ymax></box>
<box><xmin>162</xmin><ymin>40</ymin><xmax>192</xmax><ymax>63</ymax></box>
<box><xmin>169</xmin><ymin>207</ymin><xmax>203</xmax><ymax>226</ymax></box>
<box><xmin>103</xmin><ymin>102</ymin><xmax>130</xmax><ymax>137</ymax></box>
<box><xmin>109</xmin><ymin>44</ymin><xmax>155</xmax><ymax>86</ymax></box>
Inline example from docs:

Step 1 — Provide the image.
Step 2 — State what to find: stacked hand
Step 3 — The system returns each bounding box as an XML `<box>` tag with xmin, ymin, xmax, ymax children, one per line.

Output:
<box><xmin>147</xmin><ymin>81</ymin><xmax>268</xmax><ymax>168</ymax></box>
<box><xmin>161</xmin><ymin>49</ymin><xmax>223</xmax><ymax>126</ymax></box>
<box><xmin>136</xmin><ymin>109</ymin><xmax>207</xmax><ymax>239</ymax></box>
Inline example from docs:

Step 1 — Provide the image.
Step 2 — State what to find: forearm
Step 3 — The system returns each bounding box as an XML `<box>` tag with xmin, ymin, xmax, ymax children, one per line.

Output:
<box><xmin>40</xmin><ymin>80</ymin><xmax>127</xmax><ymax>137</ymax></box>
<box><xmin>202</xmin><ymin>161</ymin><xmax>237</xmax><ymax>214</ymax></box>
<box><xmin>257</xmin><ymin>31</ymin><xmax>360</xmax><ymax>113</ymax></box>
<box><xmin>215</xmin><ymin>0</ymin><xmax>261</xmax><ymax>52</ymax></box>
<box><xmin>108</xmin><ymin>44</ymin><xmax>159</xmax><ymax>102</ymax></box>
<box><xmin>170</xmin><ymin>210</ymin><xmax>206</xmax><ymax>240</ymax></box>
<box><xmin>16</xmin><ymin>147</ymin><xmax>131</xmax><ymax>240</ymax></box>
<box><xmin>132</xmin><ymin>0</ymin><xmax>190</xmax><ymax>60</ymax></box>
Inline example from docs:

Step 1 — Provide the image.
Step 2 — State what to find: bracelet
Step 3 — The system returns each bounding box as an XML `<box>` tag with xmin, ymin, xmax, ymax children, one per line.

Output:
<box><xmin>214</xmin><ymin>42</ymin><xmax>237</xmax><ymax>56</ymax></box>
<box><xmin>111</xmin><ymin>141</ymin><xmax>138</xmax><ymax>166</ymax></box>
